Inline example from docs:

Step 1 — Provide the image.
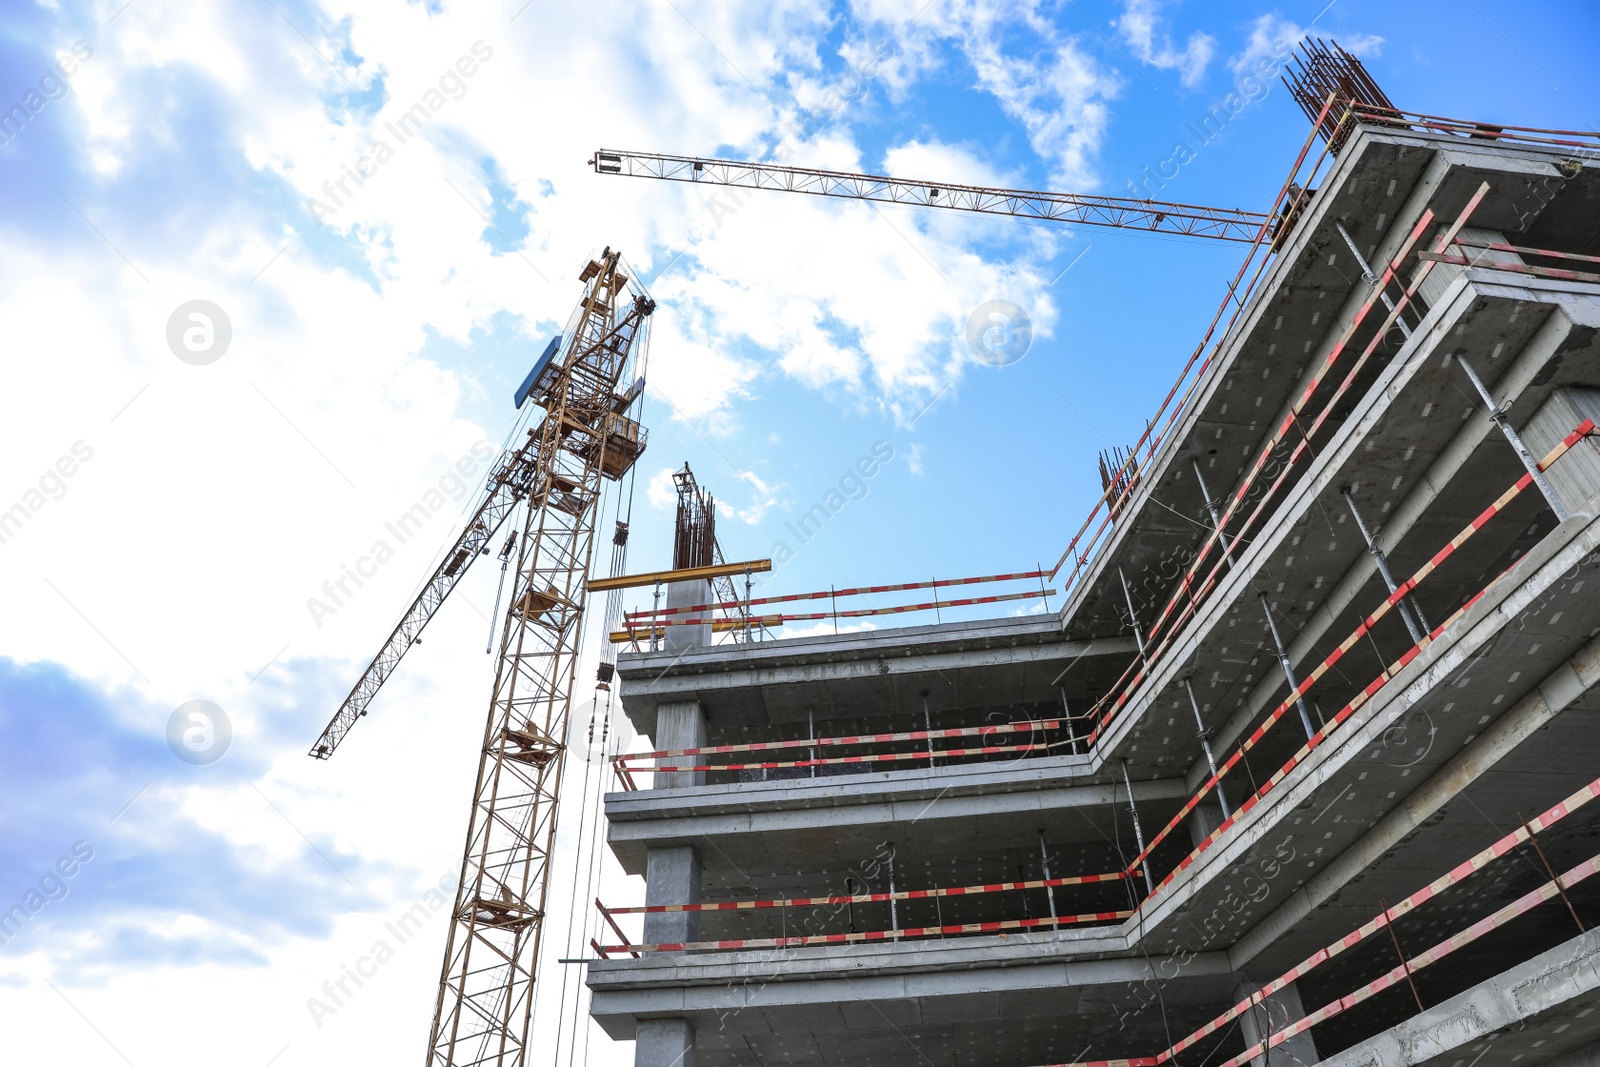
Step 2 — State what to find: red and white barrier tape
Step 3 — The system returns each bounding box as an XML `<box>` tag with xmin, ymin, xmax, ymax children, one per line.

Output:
<box><xmin>624</xmin><ymin>570</ymin><xmax>1049</xmax><ymax>621</ymax></box>
<box><xmin>601</xmin><ymin>869</ymin><xmax>1133</xmax><ymax>915</ymax></box>
<box><xmin>622</xmin><ymin>587</ymin><xmax>1054</xmax><ymax>630</ymax></box>
<box><xmin>616</xmin><ymin>718</ymin><xmax>1067</xmax><ymax>764</ymax></box>
<box><xmin>1127</xmin><ymin>421</ymin><xmax>1593</xmax><ymax>878</ymax></box>
<box><xmin>1036</xmin><ymin>774</ymin><xmax>1600</xmax><ymax>1066</ymax></box>
<box><xmin>599</xmin><ymin>908</ymin><xmax>1134</xmax><ymax>954</ymax></box>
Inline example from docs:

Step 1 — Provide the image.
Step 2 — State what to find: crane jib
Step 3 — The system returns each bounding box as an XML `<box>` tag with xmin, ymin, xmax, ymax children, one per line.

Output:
<box><xmin>307</xmin><ymin>444</ymin><xmax>538</xmax><ymax>759</ymax></box>
<box><xmin>592</xmin><ymin>149</ymin><xmax>1277</xmax><ymax>243</ymax></box>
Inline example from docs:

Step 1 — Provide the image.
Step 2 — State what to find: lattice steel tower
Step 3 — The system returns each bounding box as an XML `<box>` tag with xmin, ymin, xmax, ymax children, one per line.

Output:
<box><xmin>310</xmin><ymin>248</ymin><xmax>654</xmax><ymax>1067</ymax></box>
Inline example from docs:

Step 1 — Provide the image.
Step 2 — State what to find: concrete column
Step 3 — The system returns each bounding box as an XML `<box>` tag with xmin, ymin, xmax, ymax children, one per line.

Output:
<box><xmin>1188</xmin><ymin>800</ymin><xmax>1226</xmax><ymax>851</ymax></box>
<box><xmin>1235</xmin><ymin>978</ymin><xmax>1319</xmax><ymax>1065</ymax></box>
<box><xmin>664</xmin><ymin>578</ymin><xmax>712</xmax><ymax>651</ymax></box>
<box><xmin>1520</xmin><ymin>386</ymin><xmax>1600</xmax><ymax>510</ymax></box>
<box><xmin>635</xmin><ymin>1018</ymin><xmax>695</xmax><ymax>1067</ymax></box>
<box><xmin>642</xmin><ymin>846</ymin><xmax>701</xmax><ymax>947</ymax></box>
<box><xmin>654</xmin><ymin>700</ymin><xmax>707</xmax><ymax>790</ymax></box>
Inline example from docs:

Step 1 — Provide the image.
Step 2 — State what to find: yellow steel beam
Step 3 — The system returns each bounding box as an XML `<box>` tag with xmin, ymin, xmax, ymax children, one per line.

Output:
<box><xmin>586</xmin><ymin>558</ymin><xmax>772</xmax><ymax>592</ymax></box>
<box><xmin>610</xmin><ymin>615</ymin><xmax>784</xmax><ymax>643</ymax></box>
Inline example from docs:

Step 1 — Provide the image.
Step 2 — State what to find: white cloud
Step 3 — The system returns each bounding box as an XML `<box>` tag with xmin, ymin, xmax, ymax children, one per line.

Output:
<box><xmin>646</xmin><ymin>465</ymin><xmax>680</xmax><ymax>511</ymax></box>
<box><xmin>1230</xmin><ymin>14</ymin><xmax>1384</xmax><ymax>78</ymax></box>
<box><xmin>731</xmin><ymin>468</ymin><xmax>782</xmax><ymax>524</ymax></box>
<box><xmin>1116</xmin><ymin>0</ymin><xmax>1216</xmax><ymax>88</ymax></box>
<box><xmin>903</xmin><ymin>442</ymin><xmax>925</xmax><ymax>475</ymax></box>
<box><xmin>850</xmin><ymin>0</ymin><xmax>1122</xmax><ymax>190</ymax></box>
<box><xmin>0</xmin><ymin>1</ymin><xmax>1111</xmax><ymax>1063</ymax></box>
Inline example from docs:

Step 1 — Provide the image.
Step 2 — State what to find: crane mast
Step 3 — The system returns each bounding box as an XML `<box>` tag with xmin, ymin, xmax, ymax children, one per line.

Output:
<box><xmin>310</xmin><ymin>248</ymin><xmax>653</xmax><ymax>1067</ymax></box>
<box><xmin>591</xmin><ymin>149</ymin><xmax>1276</xmax><ymax>242</ymax></box>
<box><xmin>428</xmin><ymin>249</ymin><xmax>652</xmax><ymax>1066</ymax></box>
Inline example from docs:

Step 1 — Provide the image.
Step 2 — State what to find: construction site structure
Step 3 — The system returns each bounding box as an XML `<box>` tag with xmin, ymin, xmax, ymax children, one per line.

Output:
<box><xmin>584</xmin><ymin>53</ymin><xmax>1600</xmax><ymax>1067</ymax></box>
<box><xmin>311</xmin><ymin>247</ymin><xmax>655</xmax><ymax>1066</ymax></box>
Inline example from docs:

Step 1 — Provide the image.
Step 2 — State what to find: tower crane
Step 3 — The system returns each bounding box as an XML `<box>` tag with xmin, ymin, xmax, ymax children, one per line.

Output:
<box><xmin>309</xmin><ymin>247</ymin><xmax>655</xmax><ymax>1067</ymax></box>
<box><xmin>589</xmin><ymin>149</ymin><xmax>1278</xmax><ymax>242</ymax></box>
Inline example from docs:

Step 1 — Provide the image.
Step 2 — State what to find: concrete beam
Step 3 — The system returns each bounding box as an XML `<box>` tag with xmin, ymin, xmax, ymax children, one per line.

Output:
<box><xmin>605</xmin><ymin>773</ymin><xmax>1188</xmax><ymax>876</ymax></box>
<box><xmin>590</xmin><ymin>943</ymin><xmax>1234</xmax><ymax>1035</ymax></box>
<box><xmin>1191</xmin><ymin>290</ymin><xmax>1584</xmax><ymax>791</ymax></box>
<box><xmin>1321</xmin><ymin>929</ymin><xmax>1600</xmax><ymax>1067</ymax></box>
<box><xmin>618</xmin><ymin>616</ymin><xmax>1130</xmax><ymax>698</ymax></box>
<box><xmin>1230</xmin><ymin>623</ymin><xmax>1600</xmax><ymax>970</ymax></box>
<box><xmin>1133</xmin><ymin>498</ymin><xmax>1600</xmax><ymax>956</ymax></box>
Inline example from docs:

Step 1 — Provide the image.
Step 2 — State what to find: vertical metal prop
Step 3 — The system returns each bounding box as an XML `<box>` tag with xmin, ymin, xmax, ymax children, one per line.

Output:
<box><xmin>743</xmin><ymin>567</ymin><xmax>753</xmax><ymax>643</ymax></box>
<box><xmin>1119</xmin><ymin>566</ymin><xmax>1148</xmax><ymax>658</ymax></box>
<box><xmin>1342</xmin><ymin>488</ymin><xmax>1427</xmax><ymax>643</ymax></box>
<box><xmin>1261</xmin><ymin>593</ymin><xmax>1318</xmax><ymax>741</ymax></box>
<box><xmin>1191</xmin><ymin>459</ymin><xmax>1235</xmax><ymax>566</ymax></box>
<box><xmin>1060</xmin><ymin>687</ymin><xmax>1080</xmax><ymax>755</ymax></box>
<box><xmin>1520</xmin><ymin>811</ymin><xmax>1586</xmax><ymax>935</ymax></box>
<box><xmin>886</xmin><ymin>843</ymin><xmax>899</xmax><ymax>932</ymax></box>
<box><xmin>1335</xmin><ymin>221</ymin><xmax>1411</xmax><ymax>339</ymax></box>
<box><xmin>1455</xmin><ymin>352</ymin><xmax>1570</xmax><ymax>521</ymax></box>
<box><xmin>1381</xmin><ymin>897</ymin><xmax>1427</xmax><ymax>1012</ymax></box>
<box><xmin>1183</xmin><ymin>678</ymin><xmax>1229</xmax><ymax>818</ymax></box>
<box><xmin>808</xmin><ymin>705</ymin><xmax>817</xmax><ymax>779</ymax></box>
<box><xmin>1038</xmin><ymin>830</ymin><xmax>1058</xmax><ymax>921</ymax></box>
<box><xmin>1121</xmin><ymin>758</ymin><xmax>1155</xmax><ymax>895</ymax></box>
<box><xmin>649</xmin><ymin>580</ymin><xmax>663</xmax><ymax>652</ymax></box>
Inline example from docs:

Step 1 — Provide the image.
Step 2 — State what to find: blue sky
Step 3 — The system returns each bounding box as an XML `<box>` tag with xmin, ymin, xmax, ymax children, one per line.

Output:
<box><xmin>1</xmin><ymin>1</ymin><xmax>1596</xmax><ymax>1063</ymax></box>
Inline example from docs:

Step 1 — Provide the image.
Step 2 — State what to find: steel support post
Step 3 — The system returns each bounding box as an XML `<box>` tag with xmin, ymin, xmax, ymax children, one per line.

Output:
<box><xmin>1060</xmin><ymin>686</ymin><xmax>1080</xmax><ymax>755</ymax></box>
<box><xmin>1038</xmin><ymin>830</ymin><xmax>1058</xmax><ymax>920</ymax></box>
<box><xmin>1183</xmin><ymin>677</ymin><xmax>1230</xmax><ymax>818</ymax></box>
<box><xmin>1336</xmin><ymin>220</ymin><xmax>1411</xmax><ymax>340</ymax></box>
<box><xmin>1455</xmin><ymin>352</ymin><xmax>1570</xmax><ymax>521</ymax></box>
<box><xmin>649</xmin><ymin>580</ymin><xmax>663</xmax><ymax>652</ymax></box>
<box><xmin>808</xmin><ymin>705</ymin><xmax>816</xmax><ymax>779</ymax></box>
<box><xmin>1121</xmin><ymin>758</ymin><xmax>1155</xmax><ymax>895</ymax></box>
<box><xmin>1341</xmin><ymin>487</ymin><xmax>1428</xmax><ymax>643</ymax></box>
<box><xmin>742</xmin><ymin>566</ymin><xmax>752</xmax><ymax>643</ymax></box>
<box><xmin>886</xmin><ymin>843</ymin><xmax>898</xmax><ymax>932</ymax></box>
<box><xmin>1119</xmin><ymin>566</ymin><xmax>1148</xmax><ymax>658</ymax></box>
<box><xmin>1191</xmin><ymin>458</ymin><xmax>1236</xmax><ymax>566</ymax></box>
<box><xmin>1261</xmin><ymin>593</ymin><xmax>1318</xmax><ymax>741</ymax></box>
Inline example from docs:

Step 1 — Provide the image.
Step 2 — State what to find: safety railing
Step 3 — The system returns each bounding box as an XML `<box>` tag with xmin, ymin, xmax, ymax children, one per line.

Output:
<box><xmin>1076</xmin><ymin>181</ymin><xmax>1490</xmax><ymax>752</ymax></box>
<box><xmin>596</xmin><ymin>868</ymin><xmax>1136</xmax><ymax>955</ymax></box>
<box><xmin>609</xmin><ymin>715</ymin><xmax>1088</xmax><ymax>791</ymax></box>
<box><xmin>598</xmin><ymin>424</ymin><xmax>1594</xmax><ymax>952</ymax></box>
<box><xmin>1047</xmin><ymin>104</ymin><xmax>1600</xmax><ymax>612</ymax></box>
<box><xmin>1039</xmin><ymin>772</ymin><xmax>1600</xmax><ymax>1066</ymax></box>
<box><xmin>610</xmin><ymin>569</ymin><xmax>1054</xmax><ymax>647</ymax></box>
<box><xmin>1347</xmin><ymin>103</ymin><xmax>1600</xmax><ymax>152</ymax></box>
<box><xmin>1125</xmin><ymin>422</ymin><xmax>1594</xmax><ymax>899</ymax></box>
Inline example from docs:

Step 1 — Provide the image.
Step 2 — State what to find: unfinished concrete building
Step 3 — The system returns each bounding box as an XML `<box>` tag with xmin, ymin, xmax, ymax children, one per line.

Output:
<box><xmin>587</xmin><ymin>91</ymin><xmax>1600</xmax><ymax>1067</ymax></box>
